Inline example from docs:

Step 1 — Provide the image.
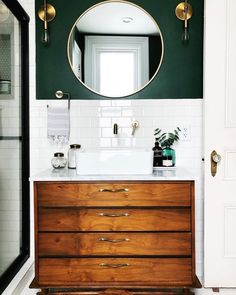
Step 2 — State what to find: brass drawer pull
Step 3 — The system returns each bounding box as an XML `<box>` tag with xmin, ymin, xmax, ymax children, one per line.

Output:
<box><xmin>98</xmin><ymin>212</ymin><xmax>129</xmax><ymax>217</ymax></box>
<box><xmin>99</xmin><ymin>237</ymin><xmax>130</xmax><ymax>243</ymax></box>
<box><xmin>99</xmin><ymin>188</ymin><xmax>129</xmax><ymax>193</ymax></box>
<box><xmin>99</xmin><ymin>263</ymin><xmax>130</xmax><ymax>268</ymax></box>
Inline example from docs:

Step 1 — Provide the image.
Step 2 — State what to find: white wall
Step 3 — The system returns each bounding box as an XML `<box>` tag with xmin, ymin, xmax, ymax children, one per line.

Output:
<box><xmin>4</xmin><ymin>0</ymin><xmax>233</xmax><ymax>294</ymax></box>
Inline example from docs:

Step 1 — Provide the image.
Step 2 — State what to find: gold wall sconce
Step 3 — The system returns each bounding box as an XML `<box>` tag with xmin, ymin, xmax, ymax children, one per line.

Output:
<box><xmin>175</xmin><ymin>0</ymin><xmax>193</xmax><ymax>44</ymax></box>
<box><xmin>38</xmin><ymin>0</ymin><xmax>56</xmax><ymax>45</ymax></box>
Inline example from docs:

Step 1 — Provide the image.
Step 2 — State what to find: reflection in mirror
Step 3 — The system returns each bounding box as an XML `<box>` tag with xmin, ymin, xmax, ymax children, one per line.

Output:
<box><xmin>68</xmin><ymin>1</ymin><xmax>163</xmax><ymax>97</ymax></box>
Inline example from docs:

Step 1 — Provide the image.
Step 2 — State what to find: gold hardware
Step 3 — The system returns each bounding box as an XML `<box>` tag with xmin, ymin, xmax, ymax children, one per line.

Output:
<box><xmin>131</xmin><ymin>120</ymin><xmax>139</xmax><ymax>136</ymax></box>
<box><xmin>99</xmin><ymin>188</ymin><xmax>129</xmax><ymax>193</ymax></box>
<box><xmin>55</xmin><ymin>90</ymin><xmax>64</xmax><ymax>99</ymax></box>
<box><xmin>54</xmin><ymin>90</ymin><xmax>71</xmax><ymax>109</ymax></box>
<box><xmin>175</xmin><ymin>2</ymin><xmax>193</xmax><ymax>21</ymax></box>
<box><xmin>211</xmin><ymin>150</ymin><xmax>221</xmax><ymax>177</ymax></box>
<box><xmin>99</xmin><ymin>237</ymin><xmax>130</xmax><ymax>243</ymax></box>
<box><xmin>38</xmin><ymin>2</ymin><xmax>56</xmax><ymax>44</ymax></box>
<box><xmin>38</xmin><ymin>3</ymin><xmax>56</xmax><ymax>22</ymax></box>
<box><xmin>98</xmin><ymin>212</ymin><xmax>129</xmax><ymax>217</ymax></box>
<box><xmin>175</xmin><ymin>1</ymin><xmax>193</xmax><ymax>44</ymax></box>
<box><xmin>99</xmin><ymin>263</ymin><xmax>130</xmax><ymax>268</ymax></box>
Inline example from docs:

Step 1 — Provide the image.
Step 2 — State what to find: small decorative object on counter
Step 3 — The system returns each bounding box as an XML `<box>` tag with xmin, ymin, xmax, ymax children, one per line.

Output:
<box><xmin>68</xmin><ymin>144</ymin><xmax>81</xmax><ymax>169</ymax></box>
<box><xmin>51</xmin><ymin>152</ymin><xmax>67</xmax><ymax>169</ymax></box>
<box><xmin>152</xmin><ymin>141</ymin><xmax>163</xmax><ymax>167</ymax></box>
<box><xmin>162</xmin><ymin>147</ymin><xmax>176</xmax><ymax>166</ymax></box>
<box><xmin>153</xmin><ymin>127</ymin><xmax>181</xmax><ymax>166</ymax></box>
<box><xmin>162</xmin><ymin>155</ymin><xmax>173</xmax><ymax>167</ymax></box>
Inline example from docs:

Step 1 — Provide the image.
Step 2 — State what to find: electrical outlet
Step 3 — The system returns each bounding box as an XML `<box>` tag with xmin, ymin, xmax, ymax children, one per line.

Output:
<box><xmin>180</xmin><ymin>126</ymin><xmax>191</xmax><ymax>141</ymax></box>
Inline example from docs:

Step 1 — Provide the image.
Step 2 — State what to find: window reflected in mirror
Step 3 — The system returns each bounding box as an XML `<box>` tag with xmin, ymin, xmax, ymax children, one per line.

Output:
<box><xmin>100</xmin><ymin>51</ymin><xmax>136</xmax><ymax>97</ymax></box>
<box><xmin>68</xmin><ymin>1</ymin><xmax>163</xmax><ymax>98</ymax></box>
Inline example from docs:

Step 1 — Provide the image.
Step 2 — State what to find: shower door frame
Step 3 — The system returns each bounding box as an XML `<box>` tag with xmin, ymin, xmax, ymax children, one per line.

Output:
<box><xmin>0</xmin><ymin>0</ymin><xmax>30</xmax><ymax>293</ymax></box>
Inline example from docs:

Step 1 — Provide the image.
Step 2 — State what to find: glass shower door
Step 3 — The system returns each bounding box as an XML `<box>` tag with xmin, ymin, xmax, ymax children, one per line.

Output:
<box><xmin>0</xmin><ymin>1</ymin><xmax>22</xmax><ymax>276</ymax></box>
<box><xmin>0</xmin><ymin>0</ymin><xmax>29</xmax><ymax>292</ymax></box>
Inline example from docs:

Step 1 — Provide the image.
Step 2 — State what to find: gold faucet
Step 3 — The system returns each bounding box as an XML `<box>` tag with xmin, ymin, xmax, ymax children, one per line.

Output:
<box><xmin>131</xmin><ymin>120</ymin><xmax>139</xmax><ymax>136</ymax></box>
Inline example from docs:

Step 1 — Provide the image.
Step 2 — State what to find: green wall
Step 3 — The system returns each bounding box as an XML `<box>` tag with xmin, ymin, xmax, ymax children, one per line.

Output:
<box><xmin>35</xmin><ymin>0</ymin><xmax>204</xmax><ymax>100</ymax></box>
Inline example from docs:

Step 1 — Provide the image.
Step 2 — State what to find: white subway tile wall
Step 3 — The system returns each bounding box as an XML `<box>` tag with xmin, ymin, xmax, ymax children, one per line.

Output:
<box><xmin>30</xmin><ymin>99</ymin><xmax>203</xmax><ymax>176</ymax></box>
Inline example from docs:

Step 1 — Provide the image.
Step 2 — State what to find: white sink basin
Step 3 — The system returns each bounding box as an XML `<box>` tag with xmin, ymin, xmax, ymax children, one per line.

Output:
<box><xmin>76</xmin><ymin>149</ymin><xmax>153</xmax><ymax>175</ymax></box>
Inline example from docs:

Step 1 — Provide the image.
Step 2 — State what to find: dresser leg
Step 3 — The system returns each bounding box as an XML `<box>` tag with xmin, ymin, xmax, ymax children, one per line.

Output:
<box><xmin>37</xmin><ymin>289</ymin><xmax>49</xmax><ymax>294</ymax></box>
<box><xmin>212</xmin><ymin>288</ymin><xmax>220</xmax><ymax>293</ymax></box>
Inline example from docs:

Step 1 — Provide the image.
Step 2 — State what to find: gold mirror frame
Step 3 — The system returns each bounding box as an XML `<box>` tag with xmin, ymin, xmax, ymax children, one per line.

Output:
<box><xmin>67</xmin><ymin>0</ymin><xmax>164</xmax><ymax>98</ymax></box>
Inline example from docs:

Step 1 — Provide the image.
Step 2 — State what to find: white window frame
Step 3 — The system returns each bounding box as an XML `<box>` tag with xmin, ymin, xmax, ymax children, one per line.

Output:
<box><xmin>84</xmin><ymin>35</ymin><xmax>149</xmax><ymax>95</ymax></box>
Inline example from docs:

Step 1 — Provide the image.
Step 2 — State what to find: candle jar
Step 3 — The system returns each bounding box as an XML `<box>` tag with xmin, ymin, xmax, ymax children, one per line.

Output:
<box><xmin>51</xmin><ymin>152</ymin><xmax>67</xmax><ymax>169</ymax></box>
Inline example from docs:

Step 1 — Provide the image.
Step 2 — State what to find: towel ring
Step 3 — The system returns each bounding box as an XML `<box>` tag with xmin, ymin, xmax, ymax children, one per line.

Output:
<box><xmin>54</xmin><ymin>90</ymin><xmax>71</xmax><ymax>109</ymax></box>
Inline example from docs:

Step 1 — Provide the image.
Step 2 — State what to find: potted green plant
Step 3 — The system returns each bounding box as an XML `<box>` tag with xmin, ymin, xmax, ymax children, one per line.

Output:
<box><xmin>154</xmin><ymin>127</ymin><xmax>181</xmax><ymax>166</ymax></box>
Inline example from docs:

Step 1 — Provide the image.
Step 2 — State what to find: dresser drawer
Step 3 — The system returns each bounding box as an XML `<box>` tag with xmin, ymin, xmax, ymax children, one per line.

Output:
<box><xmin>37</xmin><ymin>182</ymin><xmax>192</xmax><ymax>207</ymax></box>
<box><xmin>38</xmin><ymin>258</ymin><xmax>192</xmax><ymax>286</ymax></box>
<box><xmin>38</xmin><ymin>232</ymin><xmax>192</xmax><ymax>256</ymax></box>
<box><xmin>38</xmin><ymin>208</ymin><xmax>191</xmax><ymax>232</ymax></box>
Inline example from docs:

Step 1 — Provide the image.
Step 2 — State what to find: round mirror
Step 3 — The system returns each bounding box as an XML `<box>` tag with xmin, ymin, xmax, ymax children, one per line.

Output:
<box><xmin>67</xmin><ymin>1</ymin><xmax>164</xmax><ymax>97</ymax></box>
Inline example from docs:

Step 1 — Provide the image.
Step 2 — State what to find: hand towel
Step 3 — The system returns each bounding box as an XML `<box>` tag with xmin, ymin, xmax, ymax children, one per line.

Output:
<box><xmin>47</xmin><ymin>106</ymin><xmax>70</xmax><ymax>145</ymax></box>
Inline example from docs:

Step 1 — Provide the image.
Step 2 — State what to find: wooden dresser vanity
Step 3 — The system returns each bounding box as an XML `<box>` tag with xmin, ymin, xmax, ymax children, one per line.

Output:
<box><xmin>31</xmin><ymin>171</ymin><xmax>201</xmax><ymax>295</ymax></box>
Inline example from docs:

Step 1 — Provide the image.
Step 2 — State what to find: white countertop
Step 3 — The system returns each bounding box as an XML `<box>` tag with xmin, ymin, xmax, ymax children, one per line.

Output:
<box><xmin>29</xmin><ymin>167</ymin><xmax>198</xmax><ymax>181</ymax></box>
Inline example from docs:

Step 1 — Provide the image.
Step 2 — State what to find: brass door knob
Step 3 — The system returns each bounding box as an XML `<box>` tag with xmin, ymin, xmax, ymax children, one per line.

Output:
<box><xmin>211</xmin><ymin>150</ymin><xmax>221</xmax><ymax>177</ymax></box>
<box><xmin>212</xmin><ymin>151</ymin><xmax>221</xmax><ymax>163</ymax></box>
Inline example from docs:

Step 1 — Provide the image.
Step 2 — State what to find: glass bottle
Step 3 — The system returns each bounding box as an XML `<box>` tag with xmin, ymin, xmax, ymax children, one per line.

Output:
<box><xmin>152</xmin><ymin>141</ymin><xmax>163</xmax><ymax>167</ymax></box>
<box><xmin>68</xmin><ymin>144</ymin><xmax>81</xmax><ymax>169</ymax></box>
<box><xmin>51</xmin><ymin>152</ymin><xmax>67</xmax><ymax>169</ymax></box>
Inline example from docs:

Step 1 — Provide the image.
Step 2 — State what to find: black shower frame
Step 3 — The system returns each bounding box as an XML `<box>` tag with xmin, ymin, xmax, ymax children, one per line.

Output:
<box><xmin>0</xmin><ymin>0</ymin><xmax>30</xmax><ymax>293</ymax></box>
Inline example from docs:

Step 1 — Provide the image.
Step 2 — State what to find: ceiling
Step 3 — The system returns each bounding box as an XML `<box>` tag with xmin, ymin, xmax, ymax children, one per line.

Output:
<box><xmin>76</xmin><ymin>2</ymin><xmax>160</xmax><ymax>35</ymax></box>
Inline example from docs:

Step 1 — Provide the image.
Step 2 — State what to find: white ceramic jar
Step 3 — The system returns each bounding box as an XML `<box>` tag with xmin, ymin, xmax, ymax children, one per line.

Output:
<box><xmin>68</xmin><ymin>144</ymin><xmax>81</xmax><ymax>169</ymax></box>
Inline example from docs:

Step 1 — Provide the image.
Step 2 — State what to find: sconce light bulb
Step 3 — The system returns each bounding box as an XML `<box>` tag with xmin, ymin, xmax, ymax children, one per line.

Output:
<box><xmin>41</xmin><ymin>28</ymin><xmax>50</xmax><ymax>44</ymax></box>
<box><xmin>182</xmin><ymin>27</ymin><xmax>190</xmax><ymax>44</ymax></box>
